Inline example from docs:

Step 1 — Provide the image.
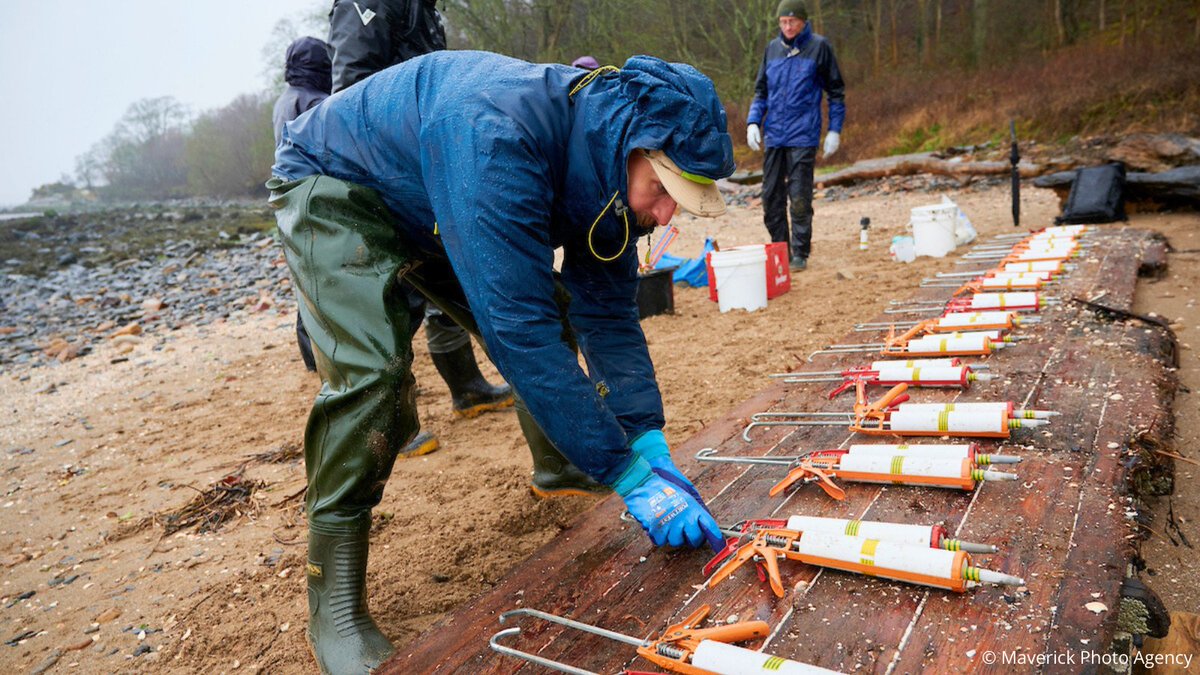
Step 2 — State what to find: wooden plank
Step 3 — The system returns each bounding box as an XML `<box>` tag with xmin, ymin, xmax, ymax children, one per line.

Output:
<box><xmin>382</xmin><ymin>227</ymin><xmax>1176</xmax><ymax>674</ymax></box>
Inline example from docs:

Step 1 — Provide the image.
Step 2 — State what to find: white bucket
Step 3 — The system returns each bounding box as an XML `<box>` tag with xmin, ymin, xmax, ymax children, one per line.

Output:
<box><xmin>710</xmin><ymin>245</ymin><xmax>768</xmax><ymax>313</ymax></box>
<box><xmin>910</xmin><ymin>204</ymin><xmax>957</xmax><ymax>258</ymax></box>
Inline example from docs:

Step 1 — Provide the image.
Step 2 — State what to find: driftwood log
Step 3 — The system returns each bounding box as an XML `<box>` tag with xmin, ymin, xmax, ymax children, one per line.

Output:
<box><xmin>1034</xmin><ymin>165</ymin><xmax>1200</xmax><ymax>209</ymax></box>
<box><xmin>383</xmin><ymin>227</ymin><xmax>1176</xmax><ymax>674</ymax></box>
<box><xmin>815</xmin><ymin>152</ymin><xmax>1042</xmax><ymax>188</ymax></box>
<box><xmin>1105</xmin><ymin>134</ymin><xmax>1200</xmax><ymax>173</ymax></box>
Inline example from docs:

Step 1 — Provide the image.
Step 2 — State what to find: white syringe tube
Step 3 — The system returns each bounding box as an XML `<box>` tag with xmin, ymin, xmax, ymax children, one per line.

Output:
<box><xmin>887</xmin><ymin>407</ymin><xmax>1009</xmax><ymax>435</ymax></box>
<box><xmin>932</xmin><ymin>311</ymin><xmax>1017</xmax><ymax>329</ymax></box>
<box><xmin>869</xmin><ymin>358</ymin><xmax>961</xmax><ymax>369</ymax></box>
<box><xmin>961</xmin><ymin>292</ymin><xmax>1040</xmax><ymax>310</ymax></box>
<box><xmin>848</xmin><ymin>442</ymin><xmax>1020</xmax><ymax>465</ymax></box>
<box><xmin>904</xmin><ymin>334</ymin><xmax>994</xmax><ymax>354</ymax></box>
<box><xmin>1003</xmin><ymin>260</ymin><xmax>1066</xmax><ymax>273</ymax></box>
<box><xmin>979</xmin><ymin>277</ymin><xmax>1045</xmax><ymax>291</ymax></box>
<box><xmin>847</xmin><ymin>443</ymin><xmax>973</xmax><ymax>459</ymax></box>
<box><xmin>986</xmin><ymin>270</ymin><xmax>1055</xmax><ymax>281</ymax></box>
<box><xmin>691</xmin><ymin>640</ymin><xmax>842</xmax><ymax>675</ymax></box>
<box><xmin>788</xmin><ymin>532</ymin><xmax>1025</xmax><ymax>591</ymax></box>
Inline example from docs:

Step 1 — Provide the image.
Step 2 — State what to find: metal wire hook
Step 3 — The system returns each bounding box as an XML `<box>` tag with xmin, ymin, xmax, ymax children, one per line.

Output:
<box><xmin>489</xmin><ymin>627</ymin><xmax>597</xmax><ymax>675</ymax></box>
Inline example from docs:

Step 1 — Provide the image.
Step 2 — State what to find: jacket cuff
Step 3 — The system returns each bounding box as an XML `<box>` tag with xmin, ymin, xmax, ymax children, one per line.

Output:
<box><xmin>610</xmin><ymin>456</ymin><xmax>653</xmax><ymax>496</ymax></box>
<box><xmin>630</xmin><ymin>429</ymin><xmax>669</xmax><ymax>461</ymax></box>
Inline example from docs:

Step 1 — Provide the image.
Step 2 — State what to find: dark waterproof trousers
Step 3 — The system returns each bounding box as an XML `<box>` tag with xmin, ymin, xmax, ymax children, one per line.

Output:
<box><xmin>268</xmin><ymin>175</ymin><xmax>563</xmax><ymax>534</ymax></box>
<box><xmin>762</xmin><ymin>146</ymin><xmax>818</xmax><ymax>261</ymax></box>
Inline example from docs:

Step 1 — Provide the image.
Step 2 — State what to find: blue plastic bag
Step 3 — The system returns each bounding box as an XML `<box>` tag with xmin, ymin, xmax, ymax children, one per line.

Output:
<box><xmin>655</xmin><ymin>238</ymin><xmax>715</xmax><ymax>287</ymax></box>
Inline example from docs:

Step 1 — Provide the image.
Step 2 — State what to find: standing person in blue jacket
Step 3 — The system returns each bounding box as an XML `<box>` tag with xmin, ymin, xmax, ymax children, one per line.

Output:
<box><xmin>270</xmin><ymin>52</ymin><xmax>731</xmax><ymax>674</ymax></box>
<box><xmin>746</xmin><ymin>0</ymin><xmax>846</xmax><ymax>272</ymax></box>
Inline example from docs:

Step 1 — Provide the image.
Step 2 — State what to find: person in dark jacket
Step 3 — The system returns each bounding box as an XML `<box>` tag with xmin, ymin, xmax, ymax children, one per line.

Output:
<box><xmin>746</xmin><ymin>0</ymin><xmax>846</xmax><ymax>271</ymax></box>
<box><xmin>270</xmin><ymin>52</ymin><xmax>732</xmax><ymax>674</ymax></box>
<box><xmin>272</xmin><ymin>37</ymin><xmax>332</xmax><ymax>147</ymax></box>
<box><xmin>272</xmin><ymin>37</ymin><xmax>332</xmax><ymax>373</ymax></box>
<box><xmin>328</xmin><ymin>0</ymin><xmax>446</xmax><ymax>92</ymax></box>
<box><xmin>326</xmin><ymin>0</ymin><xmax>516</xmax><ymax>461</ymax></box>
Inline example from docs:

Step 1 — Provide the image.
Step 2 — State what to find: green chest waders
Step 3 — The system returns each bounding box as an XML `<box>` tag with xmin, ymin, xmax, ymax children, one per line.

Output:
<box><xmin>267</xmin><ymin>172</ymin><xmax>606</xmax><ymax>673</ymax></box>
<box><xmin>269</xmin><ymin>175</ymin><xmax>419</xmax><ymax>673</ymax></box>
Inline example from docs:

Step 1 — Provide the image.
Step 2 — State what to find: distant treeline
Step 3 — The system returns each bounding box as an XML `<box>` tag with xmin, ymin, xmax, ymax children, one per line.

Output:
<box><xmin>38</xmin><ymin>0</ymin><xmax>1199</xmax><ymax>203</ymax></box>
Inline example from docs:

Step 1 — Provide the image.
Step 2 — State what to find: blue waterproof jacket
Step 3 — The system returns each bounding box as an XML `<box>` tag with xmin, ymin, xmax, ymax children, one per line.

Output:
<box><xmin>274</xmin><ymin>51</ymin><xmax>734</xmax><ymax>486</ymax></box>
<box><xmin>747</xmin><ymin>23</ymin><xmax>845</xmax><ymax>149</ymax></box>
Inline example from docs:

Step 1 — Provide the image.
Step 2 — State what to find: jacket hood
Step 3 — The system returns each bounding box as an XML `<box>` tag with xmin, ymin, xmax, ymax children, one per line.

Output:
<box><xmin>284</xmin><ymin>36</ymin><xmax>332</xmax><ymax>94</ymax></box>
<box><xmin>560</xmin><ymin>56</ymin><xmax>734</xmax><ymax>254</ymax></box>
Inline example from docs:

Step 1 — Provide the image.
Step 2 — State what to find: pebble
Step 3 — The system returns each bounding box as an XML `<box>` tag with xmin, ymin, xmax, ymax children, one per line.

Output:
<box><xmin>1</xmin><ymin>229</ymin><xmax>291</xmax><ymax>368</ymax></box>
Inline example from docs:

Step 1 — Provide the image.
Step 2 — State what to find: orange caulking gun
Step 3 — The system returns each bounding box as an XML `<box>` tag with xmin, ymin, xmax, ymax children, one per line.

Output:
<box><xmin>492</xmin><ymin>605</ymin><xmax>841</xmax><ymax>674</ymax></box>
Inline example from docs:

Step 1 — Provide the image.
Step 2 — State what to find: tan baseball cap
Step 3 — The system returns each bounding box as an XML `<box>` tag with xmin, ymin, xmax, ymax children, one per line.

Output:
<box><xmin>643</xmin><ymin>150</ymin><xmax>727</xmax><ymax>218</ymax></box>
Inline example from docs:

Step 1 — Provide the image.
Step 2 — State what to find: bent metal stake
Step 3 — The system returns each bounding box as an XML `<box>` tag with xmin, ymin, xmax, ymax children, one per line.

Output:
<box><xmin>703</xmin><ymin>524</ymin><xmax>1025</xmax><ymax>598</ymax></box>
<box><xmin>696</xmin><ymin>444</ymin><xmax>1018</xmax><ymax>501</ymax></box>
<box><xmin>741</xmin><ymin>381</ymin><xmax>1054</xmax><ymax>441</ymax></box>
<box><xmin>491</xmin><ymin>605</ymin><xmax>841</xmax><ymax>675</ymax></box>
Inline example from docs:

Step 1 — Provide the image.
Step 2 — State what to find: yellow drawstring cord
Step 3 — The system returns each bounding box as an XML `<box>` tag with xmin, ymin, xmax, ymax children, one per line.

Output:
<box><xmin>568</xmin><ymin>65</ymin><xmax>620</xmax><ymax>98</ymax></box>
<box><xmin>587</xmin><ymin>191</ymin><xmax>630</xmax><ymax>262</ymax></box>
<box><xmin>570</xmin><ymin>65</ymin><xmax>629</xmax><ymax>262</ymax></box>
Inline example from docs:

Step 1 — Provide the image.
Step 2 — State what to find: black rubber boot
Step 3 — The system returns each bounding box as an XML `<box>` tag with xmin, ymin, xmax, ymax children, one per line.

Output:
<box><xmin>515</xmin><ymin>398</ymin><xmax>610</xmax><ymax>498</ymax></box>
<box><xmin>430</xmin><ymin>343</ymin><xmax>515</xmax><ymax>418</ymax></box>
<box><xmin>306</xmin><ymin>528</ymin><xmax>394</xmax><ymax>675</ymax></box>
<box><xmin>296</xmin><ymin>315</ymin><xmax>317</xmax><ymax>372</ymax></box>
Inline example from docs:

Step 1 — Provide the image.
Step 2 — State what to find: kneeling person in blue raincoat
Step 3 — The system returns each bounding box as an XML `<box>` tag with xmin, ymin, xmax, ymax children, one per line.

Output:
<box><xmin>269</xmin><ymin>50</ymin><xmax>732</xmax><ymax>674</ymax></box>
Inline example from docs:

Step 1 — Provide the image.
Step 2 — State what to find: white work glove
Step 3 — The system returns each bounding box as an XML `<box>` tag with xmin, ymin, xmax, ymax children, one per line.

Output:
<box><xmin>823</xmin><ymin>130</ymin><xmax>841</xmax><ymax>158</ymax></box>
<box><xmin>746</xmin><ymin>124</ymin><xmax>761</xmax><ymax>152</ymax></box>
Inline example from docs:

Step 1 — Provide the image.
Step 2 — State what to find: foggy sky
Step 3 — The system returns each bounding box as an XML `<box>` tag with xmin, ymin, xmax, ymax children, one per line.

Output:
<box><xmin>0</xmin><ymin>0</ymin><xmax>326</xmax><ymax>207</ymax></box>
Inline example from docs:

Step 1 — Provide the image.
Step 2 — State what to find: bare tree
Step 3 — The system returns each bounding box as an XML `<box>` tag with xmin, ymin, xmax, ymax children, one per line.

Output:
<box><xmin>873</xmin><ymin>0</ymin><xmax>884</xmax><ymax>71</ymax></box>
<box><xmin>74</xmin><ymin>147</ymin><xmax>104</xmax><ymax>191</ymax></box>
<box><xmin>916</xmin><ymin>0</ymin><xmax>930</xmax><ymax>64</ymax></box>
<box><xmin>890</xmin><ymin>0</ymin><xmax>900</xmax><ymax>66</ymax></box>
<box><xmin>187</xmin><ymin>94</ymin><xmax>275</xmax><ymax>197</ymax></box>
<box><xmin>93</xmin><ymin>97</ymin><xmax>191</xmax><ymax>199</ymax></box>
<box><xmin>972</xmin><ymin>0</ymin><xmax>988</xmax><ymax>66</ymax></box>
<box><xmin>935</xmin><ymin>0</ymin><xmax>943</xmax><ymax>55</ymax></box>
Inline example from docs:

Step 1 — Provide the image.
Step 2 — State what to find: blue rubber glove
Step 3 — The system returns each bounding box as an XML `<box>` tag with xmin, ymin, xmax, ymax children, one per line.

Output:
<box><xmin>613</xmin><ymin>457</ymin><xmax>724</xmax><ymax>551</ymax></box>
<box><xmin>630</xmin><ymin>430</ymin><xmax>704</xmax><ymax>504</ymax></box>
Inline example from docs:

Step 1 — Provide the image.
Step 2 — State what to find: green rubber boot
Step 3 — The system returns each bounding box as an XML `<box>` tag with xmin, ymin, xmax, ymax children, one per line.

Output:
<box><xmin>516</xmin><ymin>398</ymin><xmax>610</xmax><ymax>498</ymax></box>
<box><xmin>306</xmin><ymin>528</ymin><xmax>394</xmax><ymax>675</ymax></box>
